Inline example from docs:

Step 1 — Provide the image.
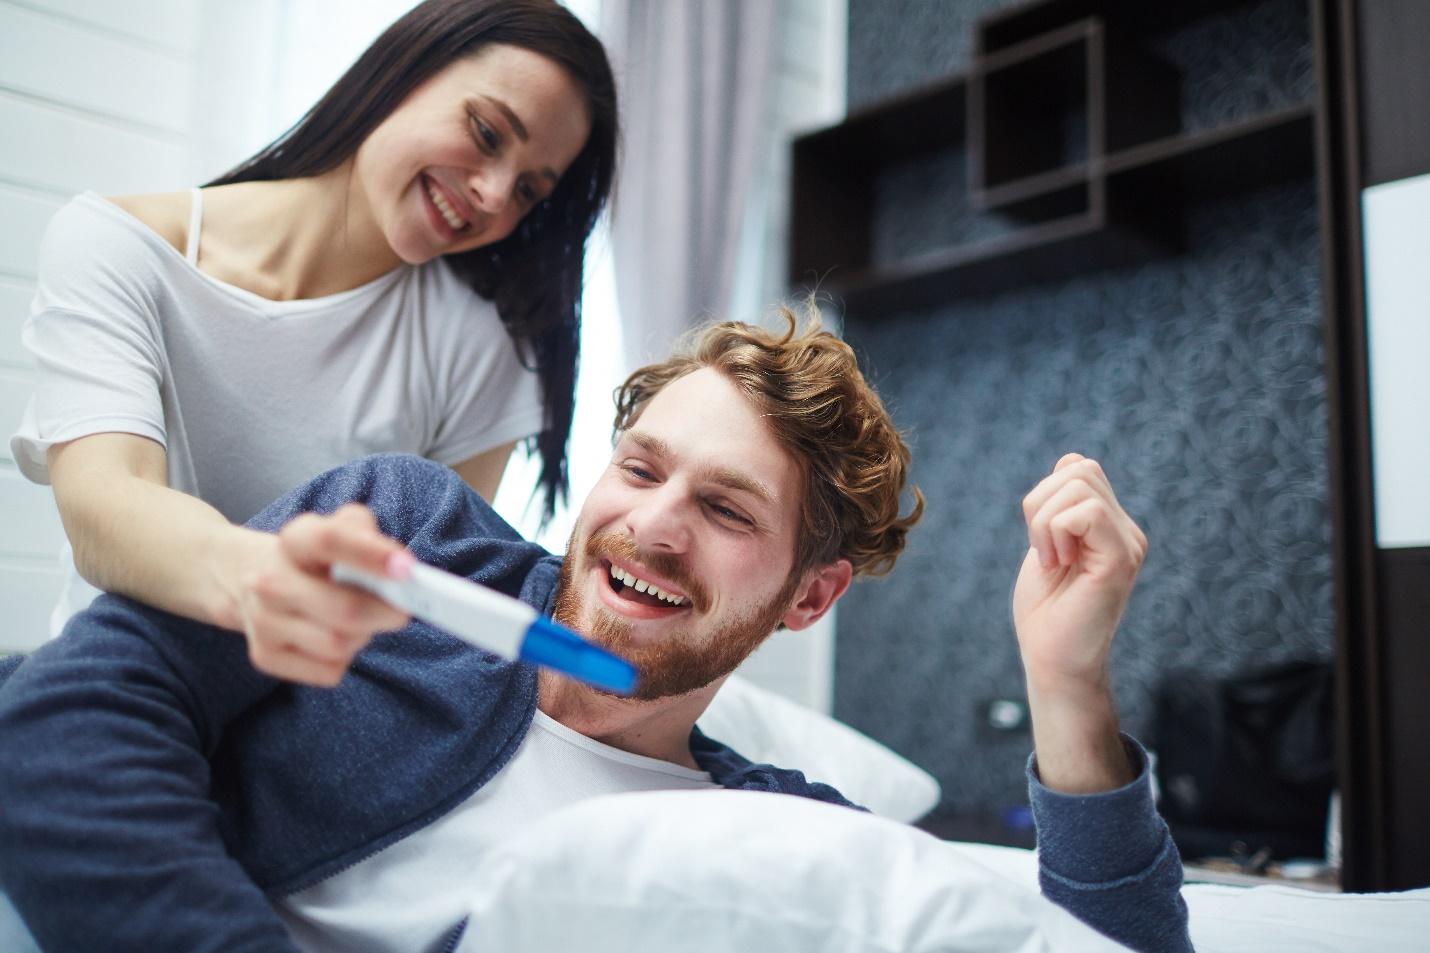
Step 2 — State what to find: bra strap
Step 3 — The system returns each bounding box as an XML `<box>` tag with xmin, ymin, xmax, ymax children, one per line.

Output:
<box><xmin>185</xmin><ymin>187</ymin><xmax>203</xmax><ymax>264</ymax></box>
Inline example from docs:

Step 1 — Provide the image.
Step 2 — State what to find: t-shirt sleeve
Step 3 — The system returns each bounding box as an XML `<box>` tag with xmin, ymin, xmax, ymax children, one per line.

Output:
<box><xmin>423</xmin><ymin>280</ymin><xmax>544</xmax><ymax>467</ymax></box>
<box><xmin>8</xmin><ymin>198</ymin><xmax>168</xmax><ymax>485</ymax></box>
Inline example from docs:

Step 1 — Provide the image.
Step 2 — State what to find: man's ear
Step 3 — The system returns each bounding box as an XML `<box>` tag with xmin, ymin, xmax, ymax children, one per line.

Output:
<box><xmin>781</xmin><ymin>559</ymin><xmax>853</xmax><ymax>631</ymax></box>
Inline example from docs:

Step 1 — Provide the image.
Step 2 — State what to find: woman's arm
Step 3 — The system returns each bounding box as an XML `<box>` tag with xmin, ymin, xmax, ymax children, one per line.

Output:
<box><xmin>451</xmin><ymin>440</ymin><xmax>517</xmax><ymax>502</ymax></box>
<box><xmin>48</xmin><ymin>432</ymin><xmax>409</xmax><ymax>684</ymax></box>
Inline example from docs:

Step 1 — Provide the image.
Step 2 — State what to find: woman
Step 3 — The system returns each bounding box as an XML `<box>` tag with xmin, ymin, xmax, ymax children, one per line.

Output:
<box><xmin>8</xmin><ymin>0</ymin><xmax>618</xmax><ymax>685</ymax></box>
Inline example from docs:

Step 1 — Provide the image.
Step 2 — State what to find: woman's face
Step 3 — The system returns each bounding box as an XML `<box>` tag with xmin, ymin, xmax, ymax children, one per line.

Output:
<box><xmin>354</xmin><ymin>43</ymin><xmax>592</xmax><ymax>264</ymax></box>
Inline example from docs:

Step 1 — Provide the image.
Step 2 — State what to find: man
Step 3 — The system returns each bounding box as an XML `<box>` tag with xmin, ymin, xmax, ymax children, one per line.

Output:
<box><xmin>0</xmin><ymin>314</ymin><xmax>1190</xmax><ymax>952</ymax></box>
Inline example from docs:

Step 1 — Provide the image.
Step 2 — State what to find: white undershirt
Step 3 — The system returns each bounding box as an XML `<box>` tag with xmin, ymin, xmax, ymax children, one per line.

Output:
<box><xmin>277</xmin><ymin>710</ymin><xmax>718</xmax><ymax>953</ymax></box>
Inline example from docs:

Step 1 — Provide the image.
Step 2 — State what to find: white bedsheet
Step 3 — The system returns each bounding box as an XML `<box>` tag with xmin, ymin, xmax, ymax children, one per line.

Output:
<box><xmin>4</xmin><ymin>805</ymin><xmax>1424</xmax><ymax>951</ymax></box>
<box><xmin>950</xmin><ymin>841</ymin><xmax>1430</xmax><ymax>953</ymax></box>
<box><xmin>457</xmin><ymin>790</ymin><xmax>1430</xmax><ymax>953</ymax></box>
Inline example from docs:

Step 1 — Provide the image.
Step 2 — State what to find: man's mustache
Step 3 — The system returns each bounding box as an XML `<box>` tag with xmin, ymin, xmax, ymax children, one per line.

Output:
<box><xmin>585</xmin><ymin>532</ymin><xmax>710</xmax><ymax>613</ymax></box>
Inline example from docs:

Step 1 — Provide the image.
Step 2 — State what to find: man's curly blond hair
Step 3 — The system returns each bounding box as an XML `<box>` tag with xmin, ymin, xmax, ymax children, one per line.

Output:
<box><xmin>612</xmin><ymin>303</ymin><xmax>923</xmax><ymax>578</ymax></box>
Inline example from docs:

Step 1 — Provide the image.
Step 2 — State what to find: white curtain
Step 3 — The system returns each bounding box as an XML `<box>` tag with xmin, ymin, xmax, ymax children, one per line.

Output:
<box><xmin>600</xmin><ymin>0</ymin><xmax>781</xmax><ymax>369</ymax></box>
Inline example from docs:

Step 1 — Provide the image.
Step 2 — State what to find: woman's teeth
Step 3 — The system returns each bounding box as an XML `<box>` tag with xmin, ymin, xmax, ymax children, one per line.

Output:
<box><xmin>609</xmin><ymin>564</ymin><xmax>686</xmax><ymax>606</ymax></box>
<box><xmin>427</xmin><ymin>182</ymin><xmax>469</xmax><ymax>230</ymax></box>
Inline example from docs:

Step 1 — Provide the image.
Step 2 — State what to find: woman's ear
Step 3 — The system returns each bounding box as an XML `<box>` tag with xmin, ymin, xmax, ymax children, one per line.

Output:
<box><xmin>781</xmin><ymin>559</ymin><xmax>853</xmax><ymax>631</ymax></box>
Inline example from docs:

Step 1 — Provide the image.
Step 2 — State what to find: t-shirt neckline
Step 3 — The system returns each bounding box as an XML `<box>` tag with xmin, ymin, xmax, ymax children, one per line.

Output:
<box><xmin>82</xmin><ymin>190</ymin><xmax>411</xmax><ymax>315</ymax></box>
<box><xmin>531</xmin><ymin>710</ymin><xmax>714</xmax><ymax>781</ymax></box>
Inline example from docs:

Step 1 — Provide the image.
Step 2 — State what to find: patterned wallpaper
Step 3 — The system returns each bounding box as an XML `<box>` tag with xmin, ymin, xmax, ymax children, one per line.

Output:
<box><xmin>834</xmin><ymin>0</ymin><xmax>1334</xmax><ymax>817</ymax></box>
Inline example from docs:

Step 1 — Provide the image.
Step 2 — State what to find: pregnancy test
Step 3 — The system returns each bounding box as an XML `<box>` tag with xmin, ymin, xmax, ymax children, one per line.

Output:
<box><xmin>332</xmin><ymin>558</ymin><xmax>637</xmax><ymax>695</ymax></box>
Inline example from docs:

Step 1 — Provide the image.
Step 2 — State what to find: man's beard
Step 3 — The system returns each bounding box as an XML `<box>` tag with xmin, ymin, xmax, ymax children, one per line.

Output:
<box><xmin>552</xmin><ymin>529</ymin><xmax>801</xmax><ymax>701</ymax></box>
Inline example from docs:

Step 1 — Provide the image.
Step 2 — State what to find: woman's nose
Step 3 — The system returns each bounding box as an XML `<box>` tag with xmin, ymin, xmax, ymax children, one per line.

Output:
<box><xmin>467</xmin><ymin>165</ymin><xmax>514</xmax><ymax>215</ymax></box>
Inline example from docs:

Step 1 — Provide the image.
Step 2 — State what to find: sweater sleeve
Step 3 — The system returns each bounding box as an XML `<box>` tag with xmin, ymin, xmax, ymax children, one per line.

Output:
<box><xmin>1027</xmin><ymin>734</ymin><xmax>1192</xmax><ymax>953</ymax></box>
<box><xmin>0</xmin><ymin>601</ymin><xmax>299</xmax><ymax>952</ymax></box>
<box><xmin>0</xmin><ymin>453</ymin><xmax>542</xmax><ymax>951</ymax></box>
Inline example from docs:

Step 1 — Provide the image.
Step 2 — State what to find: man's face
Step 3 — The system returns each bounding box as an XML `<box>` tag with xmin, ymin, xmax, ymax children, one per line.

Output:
<box><xmin>554</xmin><ymin>368</ymin><xmax>808</xmax><ymax>700</ymax></box>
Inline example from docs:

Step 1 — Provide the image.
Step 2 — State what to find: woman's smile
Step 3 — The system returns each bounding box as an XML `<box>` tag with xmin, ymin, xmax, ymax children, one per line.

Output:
<box><xmin>419</xmin><ymin>173</ymin><xmax>473</xmax><ymax>240</ymax></box>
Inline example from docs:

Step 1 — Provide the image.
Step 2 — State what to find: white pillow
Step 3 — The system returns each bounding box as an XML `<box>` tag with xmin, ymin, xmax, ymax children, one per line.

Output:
<box><xmin>456</xmin><ymin>789</ymin><xmax>1129</xmax><ymax>953</ymax></box>
<box><xmin>696</xmin><ymin>674</ymin><xmax>941</xmax><ymax>822</ymax></box>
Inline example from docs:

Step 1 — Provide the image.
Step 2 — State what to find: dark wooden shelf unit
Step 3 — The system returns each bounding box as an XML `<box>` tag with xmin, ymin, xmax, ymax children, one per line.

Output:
<box><xmin>788</xmin><ymin>74</ymin><xmax>965</xmax><ymax>293</ymax></box>
<box><xmin>789</xmin><ymin>0</ymin><xmax>1317</xmax><ymax>311</ymax></box>
<box><xmin>978</xmin><ymin>0</ymin><xmax>1255</xmax><ymax>53</ymax></box>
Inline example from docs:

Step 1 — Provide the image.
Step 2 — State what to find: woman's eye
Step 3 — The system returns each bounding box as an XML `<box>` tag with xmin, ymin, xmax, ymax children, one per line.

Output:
<box><xmin>516</xmin><ymin>180</ymin><xmax>539</xmax><ymax>205</ymax></box>
<box><xmin>470</xmin><ymin>116</ymin><xmax>499</xmax><ymax>151</ymax></box>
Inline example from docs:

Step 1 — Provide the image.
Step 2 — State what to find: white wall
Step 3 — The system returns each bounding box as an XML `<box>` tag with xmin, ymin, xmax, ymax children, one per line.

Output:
<box><xmin>0</xmin><ymin>0</ymin><xmax>206</xmax><ymax>650</ymax></box>
<box><xmin>1362</xmin><ymin>171</ymin><xmax>1430</xmax><ymax>549</ymax></box>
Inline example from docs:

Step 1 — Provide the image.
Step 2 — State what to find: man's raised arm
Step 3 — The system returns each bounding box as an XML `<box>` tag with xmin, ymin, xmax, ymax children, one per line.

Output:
<box><xmin>1012</xmin><ymin>453</ymin><xmax>1192</xmax><ymax>953</ymax></box>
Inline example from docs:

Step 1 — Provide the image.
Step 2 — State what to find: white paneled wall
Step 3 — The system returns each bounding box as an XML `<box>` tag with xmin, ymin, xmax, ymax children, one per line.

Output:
<box><xmin>0</xmin><ymin>0</ymin><xmax>206</xmax><ymax>651</ymax></box>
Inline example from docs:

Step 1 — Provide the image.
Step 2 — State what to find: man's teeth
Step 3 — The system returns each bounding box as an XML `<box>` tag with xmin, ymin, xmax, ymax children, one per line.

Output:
<box><xmin>427</xmin><ymin>183</ymin><xmax>468</xmax><ymax>230</ymax></box>
<box><xmin>609</xmin><ymin>564</ymin><xmax>686</xmax><ymax>606</ymax></box>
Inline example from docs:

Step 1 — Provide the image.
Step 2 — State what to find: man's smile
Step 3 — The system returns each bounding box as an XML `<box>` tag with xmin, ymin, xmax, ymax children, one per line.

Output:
<box><xmin>596</xmin><ymin>558</ymin><xmax>694</xmax><ymax>621</ymax></box>
<box><xmin>607</xmin><ymin>561</ymin><xmax>687</xmax><ymax>606</ymax></box>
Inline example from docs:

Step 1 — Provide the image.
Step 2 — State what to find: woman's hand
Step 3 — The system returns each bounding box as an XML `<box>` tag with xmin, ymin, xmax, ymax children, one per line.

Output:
<box><xmin>227</xmin><ymin>504</ymin><xmax>412</xmax><ymax>686</ymax></box>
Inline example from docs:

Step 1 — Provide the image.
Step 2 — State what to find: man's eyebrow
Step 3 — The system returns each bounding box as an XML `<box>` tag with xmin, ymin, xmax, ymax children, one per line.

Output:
<box><xmin>481</xmin><ymin>94</ymin><xmax>560</xmax><ymax>184</ymax></box>
<box><xmin>624</xmin><ymin>431</ymin><xmax>775</xmax><ymax>506</ymax></box>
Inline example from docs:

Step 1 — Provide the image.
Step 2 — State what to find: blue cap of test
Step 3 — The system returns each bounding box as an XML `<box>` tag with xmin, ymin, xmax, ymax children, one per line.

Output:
<box><xmin>518</xmin><ymin>616</ymin><xmax>638</xmax><ymax>695</ymax></box>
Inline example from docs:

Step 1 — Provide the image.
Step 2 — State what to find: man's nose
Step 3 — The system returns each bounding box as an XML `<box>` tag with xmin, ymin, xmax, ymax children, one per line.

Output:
<box><xmin>625</xmin><ymin>485</ymin><xmax>693</xmax><ymax>554</ymax></box>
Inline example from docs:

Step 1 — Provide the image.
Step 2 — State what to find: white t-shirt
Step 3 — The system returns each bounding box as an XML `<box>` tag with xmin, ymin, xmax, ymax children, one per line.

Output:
<box><xmin>10</xmin><ymin>191</ymin><xmax>543</xmax><ymax>634</ymax></box>
<box><xmin>276</xmin><ymin>709</ymin><xmax>718</xmax><ymax>953</ymax></box>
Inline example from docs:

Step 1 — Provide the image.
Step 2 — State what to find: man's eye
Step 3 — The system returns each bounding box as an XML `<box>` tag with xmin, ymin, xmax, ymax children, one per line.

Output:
<box><xmin>623</xmin><ymin>464</ymin><xmax>655</xmax><ymax>482</ymax></box>
<box><xmin>710</xmin><ymin>502</ymin><xmax>752</xmax><ymax>526</ymax></box>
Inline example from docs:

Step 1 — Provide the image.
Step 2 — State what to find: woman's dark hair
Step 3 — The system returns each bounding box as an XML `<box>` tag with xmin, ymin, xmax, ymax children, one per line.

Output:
<box><xmin>209</xmin><ymin>0</ymin><xmax>618</xmax><ymax>524</ymax></box>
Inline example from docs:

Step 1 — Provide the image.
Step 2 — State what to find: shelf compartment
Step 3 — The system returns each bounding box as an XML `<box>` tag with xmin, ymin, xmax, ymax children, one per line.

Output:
<box><xmin>971</xmin><ymin>19</ymin><xmax>1099</xmax><ymax>198</ymax></box>
<box><xmin>1103</xmin><ymin>103</ymin><xmax>1316</xmax><ymax>197</ymax></box>
<box><xmin>788</xmin><ymin>75</ymin><xmax>966</xmax><ymax>288</ymax></box>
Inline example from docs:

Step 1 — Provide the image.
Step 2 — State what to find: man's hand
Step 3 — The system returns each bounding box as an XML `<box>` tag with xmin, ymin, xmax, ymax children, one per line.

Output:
<box><xmin>1013</xmin><ymin>453</ymin><xmax>1147</xmax><ymax>793</ymax></box>
<box><xmin>225</xmin><ymin>505</ymin><xmax>412</xmax><ymax>686</ymax></box>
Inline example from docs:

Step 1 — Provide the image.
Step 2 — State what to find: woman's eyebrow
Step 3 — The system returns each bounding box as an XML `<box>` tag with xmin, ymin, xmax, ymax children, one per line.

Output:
<box><xmin>481</xmin><ymin>94</ymin><xmax>529</xmax><ymax>140</ymax></box>
<box><xmin>479</xmin><ymin>94</ymin><xmax>559</xmax><ymax>184</ymax></box>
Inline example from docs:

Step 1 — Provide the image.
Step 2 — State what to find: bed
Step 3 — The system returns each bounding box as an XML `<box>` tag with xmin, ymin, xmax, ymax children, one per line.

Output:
<box><xmin>436</xmin><ymin>675</ymin><xmax>1428</xmax><ymax>953</ymax></box>
<box><xmin>2</xmin><ymin>676</ymin><xmax>1424</xmax><ymax>951</ymax></box>
<box><xmin>453</xmin><ymin>788</ymin><xmax>1430</xmax><ymax>953</ymax></box>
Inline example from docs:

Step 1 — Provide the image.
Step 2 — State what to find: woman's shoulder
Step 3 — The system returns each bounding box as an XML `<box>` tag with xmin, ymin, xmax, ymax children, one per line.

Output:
<box><xmin>416</xmin><ymin>260</ymin><xmax>535</xmax><ymax>369</ymax></box>
<box><xmin>102</xmin><ymin>191</ymin><xmax>191</xmax><ymax>255</ymax></box>
<box><xmin>40</xmin><ymin>191</ymin><xmax>190</xmax><ymax>270</ymax></box>
<box><xmin>33</xmin><ymin>192</ymin><xmax>201</xmax><ymax>315</ymax></box>
<box><xmin>420</xmin><ymin>257</ymin><xmax>504</xmax><ymax>325</ymax></box>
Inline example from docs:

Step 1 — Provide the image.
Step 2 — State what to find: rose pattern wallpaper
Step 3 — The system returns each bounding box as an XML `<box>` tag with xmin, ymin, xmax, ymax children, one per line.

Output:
<box><xmin>832</xmin><ymin>0</ymin><xmax>1333</xmax><ymax>817</ymax></box>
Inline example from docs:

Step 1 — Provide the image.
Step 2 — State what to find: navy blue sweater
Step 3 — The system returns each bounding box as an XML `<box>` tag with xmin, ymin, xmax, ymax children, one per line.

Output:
<box><xmin>0</xmin><ymin>454</ymin><xmax>1189</xmax><ymax>952</ymax></box>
